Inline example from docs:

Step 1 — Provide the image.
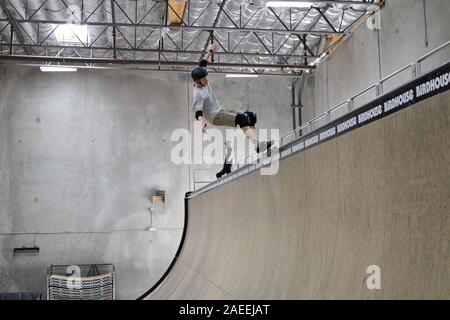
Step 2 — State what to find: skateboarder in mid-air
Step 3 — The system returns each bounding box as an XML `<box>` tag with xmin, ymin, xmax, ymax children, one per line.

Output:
<box><xmin>191</xmin><ymin>42</ymin><xmax>273</xmax><ymax>155</ymax></box>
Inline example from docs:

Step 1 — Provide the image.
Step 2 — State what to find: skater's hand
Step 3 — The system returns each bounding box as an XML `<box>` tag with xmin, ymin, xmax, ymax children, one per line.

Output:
<box><xmin>205</xmin><ymin>40</ymin><xmax>220</xmax><ymax>61</ymax></box>
<box><xmin>209</xmin><ymin>40</ymin><xmax>220</xmax><ymax>53</ymax></box>
<box><xmin>198</xmin><ymin>116</ymin><xmax>207</xmax><ymax>133</ymax></box>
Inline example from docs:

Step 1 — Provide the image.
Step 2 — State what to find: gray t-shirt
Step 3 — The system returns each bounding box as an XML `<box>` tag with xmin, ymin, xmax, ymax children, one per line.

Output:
<box><xmin>192</xmin><ymin>84</ymin><xmax>222</xmax><ymax>123</ymax></box>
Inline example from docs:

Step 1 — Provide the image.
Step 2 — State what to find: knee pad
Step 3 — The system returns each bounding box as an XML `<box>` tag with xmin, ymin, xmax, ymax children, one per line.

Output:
<box><xmin>235</xmin><ymin>113</ymin><xmax>251</xmax><ymax>128</ymax></box>
<box><xmin>244</xmin><ymin>111</ymin><xmax>257</xmax><ymax>126</ymax></box>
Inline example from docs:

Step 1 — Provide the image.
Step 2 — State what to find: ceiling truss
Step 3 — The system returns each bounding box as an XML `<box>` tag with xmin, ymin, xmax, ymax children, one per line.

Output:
<box><xmin>0</xmin><ymin>0</ymin><xmax>381</xmax><ymax>76</ymax></box>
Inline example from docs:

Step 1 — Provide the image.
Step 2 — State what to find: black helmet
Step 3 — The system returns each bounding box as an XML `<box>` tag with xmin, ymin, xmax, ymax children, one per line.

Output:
<box><xmin>191</xmin><ymin>67</ymin><xmax>208</xmax><ymax>82</ymax></box>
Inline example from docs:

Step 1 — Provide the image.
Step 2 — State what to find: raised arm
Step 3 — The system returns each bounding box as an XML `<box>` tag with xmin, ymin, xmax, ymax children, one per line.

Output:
<box><xmin>197</xmin><ymin>113</ymin><xmax>207</xmax><ymax>134</ymax></box>
<box><xmin>192</xmin><ymin>94</ymin><xmax>207</xmax><ymax>133</ymax></box>
<box><xmin>199</xmin><ymin>40</ymin><xmax>220</xmax><ymax>68</ymax></box>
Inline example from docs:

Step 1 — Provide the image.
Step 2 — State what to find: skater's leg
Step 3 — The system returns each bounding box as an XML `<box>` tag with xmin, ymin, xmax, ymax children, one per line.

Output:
<box><xmin>224</xmin><ymin>163</ymin><xmax>232</xmax><ymax>175</ymax></box>
<box><xmin>230</xmin><ymin>110</ymin><xmax>257</xmax><ymax>126</ymax></box>
<box><xmin>240</xmin><ymin>126</ymin><xmax>260</xmax><ymax>151</ymax></box>
<box><xmin>242</xmin><ymin>126</ymin><xmax>257</xmax><ymax>142</ymax></box>
<box><xmin>216</xmin><ymin>167</ymin><xmax>226</xmax><ymax>179</ymax></box>
<box><xmin>242</xmin><ymin>126</ymin><xmax>274</xmax><ymax>154</ymax></box>
<box><xmin>213</xmin><ymin>110</ymin><xmax>260</xmax><ymax>150</ymax></box>
<box><xmin>234</xmin><ymin>113</ymin><xmax>259</xmax><ymax>149</ymax></box>
<box><xmin>244</xmin><ymin>111</ymin><xmax>257</xmax><ymax>126</ymax></box>
<box><xmin>213</xmin><ymin>110</ymin><xmax>239</xmax><ymax>127</ymax></box>
<box><xmin>240</xmin><ymin>113</ymin><xmax>274</xmax><ymax>154</ymax></box>
<box><xmin>216</xmin><ymin>160</ymin><xmax>231</xmax><ymax>179</ymax></box>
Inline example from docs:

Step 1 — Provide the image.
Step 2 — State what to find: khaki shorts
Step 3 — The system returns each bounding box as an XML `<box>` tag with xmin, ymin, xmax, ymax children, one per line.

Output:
<box><xmin>212</xmin><ymin>109</ymin><xmax>241</xmax><ymax>127</ymax></box>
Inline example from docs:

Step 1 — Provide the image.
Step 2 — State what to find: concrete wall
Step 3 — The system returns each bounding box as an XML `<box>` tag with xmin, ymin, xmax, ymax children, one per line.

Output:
<box><xmin>0</xmin><ymin>66</ymin><xmax>293</xmax><ymax>298</ymax></box>
<box><xmin>302</xmin><ymin>0</ymin><xmax>450</xmax><ymax>123</ymax></box>
<box><xmin>148</xmin><ymin>90</ymin><xmax>450</xmax><ymax>299</ymax></box>
<box><xmin>0</xmin><ymin>66</ymin><xmax>189</xmax><ymax>299</ymax></box>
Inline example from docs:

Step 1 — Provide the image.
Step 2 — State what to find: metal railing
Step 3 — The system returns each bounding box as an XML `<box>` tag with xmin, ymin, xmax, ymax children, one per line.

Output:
<box><xmin>193</xmin><ymin>166</ymin><xmax>221</xmax><ymax>191</ymax></box>
<box><xmin>193</xmin><ymin>41</ymin><xmax>450</xmax><ymax>191</ymax></box>
<box><xmin>276</xmin><ymin>40</ymin><xmax>450</xmax><ymax>153</ymax></box>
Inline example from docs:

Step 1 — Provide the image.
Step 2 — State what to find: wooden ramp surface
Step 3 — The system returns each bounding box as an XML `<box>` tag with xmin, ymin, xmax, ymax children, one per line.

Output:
<box><xmin>147</xmin><ymin>91</ymin><xmax>450</xmax><ymax>299</ymax></box>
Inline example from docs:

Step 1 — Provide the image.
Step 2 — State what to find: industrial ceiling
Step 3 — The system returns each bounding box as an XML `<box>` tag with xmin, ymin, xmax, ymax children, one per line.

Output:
<box><xmin>0</xmin><ymin>0</ymin><xmax>382</xmax><ymax>75</ymax></box>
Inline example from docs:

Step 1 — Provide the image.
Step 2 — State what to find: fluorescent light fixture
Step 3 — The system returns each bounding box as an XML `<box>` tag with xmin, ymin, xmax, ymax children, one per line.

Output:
<box><xmin>266</xmin><ymin>1</ymin><xmax>314</xmax><ymax>8</ymax></box>
<box><xmin>311</xmin><ymin>58</ymin><xmax>321</xmax><ymax>65</ymax></box>
<box><xmin>40</xmin><ymin>66</ymin><xmax>78</xmax><ymax>72</ymax></box>
<box><xmin>311</xmin><ymin>52</ymin><xmax>328</xmax><ymax>66</ymax></box>
<box><xmin>55</xmin><ymin>24</ymin><xmax>90</xmax><ymax>43</ymax></box>
<box><xmin>226</xmin><ymin>74</ymin><xmax>259</xmax><ymax>78</ymax></box>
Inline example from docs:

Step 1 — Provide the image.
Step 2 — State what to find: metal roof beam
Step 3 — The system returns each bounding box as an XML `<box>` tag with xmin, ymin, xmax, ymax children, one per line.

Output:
<box><xmin>1</xmin><ymin>42</ymin><xmax>319</xmax><ymax>59</ymax></box>
<box><xmin>199</xmin><ymin>0</ymin><xmax>228</xmax><ymax>60</ymax></box>
<box><xmin>0</xmin><ymin>54</ymin><xmax>316</xmax><ymax>70</ymax></box>
<box><xmin>0</xmin><ymin>18</ymin><xmax>348</xmax><ymax>36</ymax></box>
<box><xmin>0</xmin><ymin>1</ymin><xmax>35</xmax><ymax>55</ymax></box>
<box><xmin>273</xmin><ymin>0</ymin><xmax>379</xmax><ymax>6</ymax></box>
